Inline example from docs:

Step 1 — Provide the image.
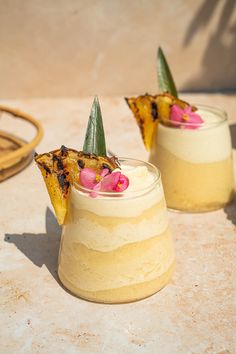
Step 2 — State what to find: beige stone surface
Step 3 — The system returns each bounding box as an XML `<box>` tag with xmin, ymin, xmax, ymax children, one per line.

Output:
<box><xmin>0</xmin><ymin>0</ymin><xmax>236</xmax><ymax>98</ymax></box>
<box><xmin>0</xmin><ymin>94</ymin><xmax>236</xmax><ymax>353</ymax></box>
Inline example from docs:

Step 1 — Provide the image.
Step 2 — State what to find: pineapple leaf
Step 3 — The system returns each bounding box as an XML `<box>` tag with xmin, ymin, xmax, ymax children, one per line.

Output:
<box><xmin>83</xmin><ymin>96</ymin><xmax>107</xmax><ymax>156</ymax></box>
<box><xmin>157</xmin><ymin>47</ymin><xmax>178</xmax><ymax>98</ymax></box>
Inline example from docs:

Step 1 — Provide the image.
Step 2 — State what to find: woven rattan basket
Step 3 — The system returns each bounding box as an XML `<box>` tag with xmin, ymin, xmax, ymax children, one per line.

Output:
<box><xmin>0</xmin><ymin>105</ymin><xmax>43</xmax><ymax>181</ymax></box>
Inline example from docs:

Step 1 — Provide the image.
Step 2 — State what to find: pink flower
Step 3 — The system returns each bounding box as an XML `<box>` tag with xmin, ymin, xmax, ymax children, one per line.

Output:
<box><xmin>170</xmin><ymin>105</ymin><xmax>204</xmax><ymax>129</ymax></box>
<box><xmin>80</xmin><ymin>168</ymin><xmax>129</xmax><ymax>197</ymax></box>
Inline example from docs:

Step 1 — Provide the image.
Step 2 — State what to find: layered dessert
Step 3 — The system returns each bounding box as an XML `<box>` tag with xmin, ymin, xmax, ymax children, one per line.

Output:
<box><xmin>58</xmin><ymin>160</ymin><xmax>175</xmax><ymax>303</ymax></box>
<box><xmin>149</xmin><ymin>105</ymin><xmax>234</xmax><ymax>212</ymax></box>
<box><xmin>35</xmin><ymin>97</ymin><xmax>175</xmax><ymax>303</ymax></box>
<box><xmin>125</xmin><ymin>47</ymin><xmax>234</xmax><ymax>212</ymax></box>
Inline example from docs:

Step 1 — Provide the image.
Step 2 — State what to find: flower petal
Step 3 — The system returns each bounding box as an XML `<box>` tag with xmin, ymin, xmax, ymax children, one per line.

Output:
<box><xmin>90</xmin><ymin>181</ymin><xmax>101</xmax><ymax>198</ymax></box>
<box><xmin>184</xmin><ymin>111</ymin><xmax>204</xmax><ymax>130</ymax></box>
<box><xmin>100</xmin><ymin>168</ymin><xmax>110</xmax><ymax>178</ymax></box>
<box><xmin>170</xmin><ymin>104</ymin><xmax>204</xmax><ymax>129</ymax></box>
<box><xmin>81</xmin><ymin>167</ymin><xmax>130</xmax><ymax>196</ymax></box>
<box><xmin>189</xmin><ymin>112</ymin><xmax>204</xmax><ymax>124</ymax></box>
<box><xmin>184</xmin><ymin>106</ymin><xmax>192</xmax><ymax>114</ymax></box>
<box><xmin>80</xmin><ymin>167</ymin><xmax>97</xmax><ymax>189</ymax></box>
<box><xmin>100</xmin><ymin>171</ymin><xmax>121</xmax><ymax>191</ymax></box>
<box><xmin>115</xmin><ymin>174</ymin><xmax>129</xmax><ymax>192</ymax></box>
<box><xmin>170</xmin><ymin>105</ymin><xmax>183</xmax><ymax>123</ymax></box>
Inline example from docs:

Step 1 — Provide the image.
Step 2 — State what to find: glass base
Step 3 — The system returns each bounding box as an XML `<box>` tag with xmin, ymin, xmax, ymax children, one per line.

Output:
<box><xmin>167</xmin><ymin>194</ymin><xmax>235</xmax><ymax>214</ymax></box>
<box><xmin>167</xmin><ymin>206</ymin><xmax>224</xmax><ymax>214</ymax></box>
<box><xmin>58</xmin><ymin>262</ymin><xmax>175</xmax><ymax>304</ymax></box>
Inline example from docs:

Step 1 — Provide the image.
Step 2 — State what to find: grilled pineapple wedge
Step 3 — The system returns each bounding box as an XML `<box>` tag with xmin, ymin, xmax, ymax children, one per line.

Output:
<box><xmin>35</xmin><ymin>145</ymin><xmax>119</xmax><ymax>225</ymax></box>
<box><xmin>125</xmin><ymin>92</ymin><xmax>196</xmax><ymax>150</ymax></box>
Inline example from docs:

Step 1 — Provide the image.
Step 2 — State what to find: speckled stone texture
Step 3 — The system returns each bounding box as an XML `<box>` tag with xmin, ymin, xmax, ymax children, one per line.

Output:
<box><xmin>0</xmin><ymin>94</ymin><xmax>236</xmax><ymax>354</ymax></box>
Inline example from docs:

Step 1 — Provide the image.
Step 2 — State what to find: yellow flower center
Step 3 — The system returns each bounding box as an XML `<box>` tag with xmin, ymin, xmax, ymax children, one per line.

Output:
<box><xmin>182</xmin><ymin>113</ymin><xmax>189</xmax><ymax>121</ymax></box>
<box><xmin>95</xmin><ymin>174</ymin><xmax>101</xmax><ymax>182</ymax></box>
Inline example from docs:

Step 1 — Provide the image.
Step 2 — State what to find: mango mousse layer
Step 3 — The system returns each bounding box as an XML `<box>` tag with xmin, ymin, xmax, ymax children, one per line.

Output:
<box><xmin>151</xmin><ymin>146</ymin><xmax>234</xmax><ymax>212</ymax></box>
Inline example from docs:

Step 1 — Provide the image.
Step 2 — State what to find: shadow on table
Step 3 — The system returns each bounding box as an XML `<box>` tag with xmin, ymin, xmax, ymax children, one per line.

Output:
<box><xmin>230</xmin><ymin>123</ymin><xmax>236</xmax><ymax>149</ymax></box>
<box><xmin>4</xmin><ymin>207</ymin><xmax>61</xmax><ymax>282</ymax></box>
<box><xmin>225</xmin><ymin>124</ymin><xmax>236</xmax><ymax>224</ymax></box>
<box><xmin>224</xmin><ymin>197</ymin><xmax>236</xmax><ymax>226</ymax></box>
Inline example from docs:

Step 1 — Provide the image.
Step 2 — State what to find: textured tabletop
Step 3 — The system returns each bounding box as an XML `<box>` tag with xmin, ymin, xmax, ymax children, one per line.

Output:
<box><xmin>0</xmin><ymin>94</ymin><xmax>236</xmax><ymax>354</ymax></box>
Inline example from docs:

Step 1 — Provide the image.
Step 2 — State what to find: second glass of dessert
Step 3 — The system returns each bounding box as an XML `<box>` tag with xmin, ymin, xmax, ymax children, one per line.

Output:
<box><xmin>126</xmin><ymin>93</ymin><xmax>234</xmax><ymax>212</ymax></box>
<box><xmin>150</xmin><ymin>102</ymin><xmax>234</xmax><ymax>212</ymax></box>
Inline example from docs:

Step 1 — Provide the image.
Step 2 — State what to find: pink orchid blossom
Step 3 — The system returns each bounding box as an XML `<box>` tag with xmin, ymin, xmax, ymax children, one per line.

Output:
<box><xmin>80</xmin><ymin>168</ymin><xmax>129</xmax><ymax>197</ymax></box>
<box><xmin>170</xmin><ymin>105</ymin><xmax>204</xmax><ymax>129</ymax></box>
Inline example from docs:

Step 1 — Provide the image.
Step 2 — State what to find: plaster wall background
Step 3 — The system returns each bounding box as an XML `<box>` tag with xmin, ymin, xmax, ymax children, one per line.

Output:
<box><xmin>0</xmin><ymin>0</ymin><xmax>235</xmax><ymax>98</ymax></box>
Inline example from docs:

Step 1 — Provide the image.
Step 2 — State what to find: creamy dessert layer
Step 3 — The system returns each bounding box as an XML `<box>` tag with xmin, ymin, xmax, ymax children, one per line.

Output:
<box><xmin>59</xmin><ymin>261</ymin><xmax>175</xmax><ymax>304</ymax></box>
<box><xmin>151</xmin><ymin>145</ymin><xmax>234</xmax><ymax>211</ymax></box>
<box><xmin>58</xmin><ymin>228</ymin><xmax>175</xmax><ymax>292</ymax></box>
<box><xmin>154</xmin><ymin>110</ymin><xmax>232</xmax><ymax>164</ymax></box>
<box><xmin>71</xmin><ymin>165</ymin><xmax>163</xmax><ymax>218</ymax></box>
<box><xmin>65</xmin><ymin>199</ymin><xmax>167</xmax><ymax>251</ymax></box>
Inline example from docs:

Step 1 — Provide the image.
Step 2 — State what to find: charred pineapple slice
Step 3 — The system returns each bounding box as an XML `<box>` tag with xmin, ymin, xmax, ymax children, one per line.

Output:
<box><xmin>35</xmin><ymin>151</ymin><xmax>70</xmax><ymax>225</ymax></box>
<box><xmin>125</xmin><ymin>92</ymin><xmax>196</xmax><ymax>150</ymax></box>
<box><xmin>35</xmin><ymin>145</ymin><xmax>119</xmax><ymax>225</ymax></box>
<box><xmin>125</xmin><ymin>94</ymin><xmax>159</xmax><ymax>151</ymax></box>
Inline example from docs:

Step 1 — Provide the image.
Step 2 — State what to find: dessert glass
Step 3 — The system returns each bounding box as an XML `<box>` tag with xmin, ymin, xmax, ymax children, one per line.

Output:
<box><xmin>149</xmin><ymin>105</ymin><xmax>235</xmax><ymax>212</ymax></box>
<box><xmin>58</xmin><ymin>158</ymin><xmax>175</xmax><ymax>303</ymax></box>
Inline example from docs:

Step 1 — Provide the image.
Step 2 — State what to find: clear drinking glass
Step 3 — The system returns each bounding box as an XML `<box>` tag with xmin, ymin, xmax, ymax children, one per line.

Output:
<box><xmin>149</xmin><ymin>105</ymin><xmax>235</xmax><ymax>212</ymax></box>
<box><xmin>58</xmin><ymin>158</ymin><xmax>175</xmax><ymax>303</ymax></box>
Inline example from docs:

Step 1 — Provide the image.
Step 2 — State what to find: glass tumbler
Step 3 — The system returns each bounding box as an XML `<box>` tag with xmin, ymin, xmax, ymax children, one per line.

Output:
<box><xmin>149</xmin><ymin>105</ymin><xmax>235</xmax><ymax>212</ymax></box>
<box><xmin>58</xmin><ymin>158</ymin><xmax>175</xmax><ymax>303</ymax></box>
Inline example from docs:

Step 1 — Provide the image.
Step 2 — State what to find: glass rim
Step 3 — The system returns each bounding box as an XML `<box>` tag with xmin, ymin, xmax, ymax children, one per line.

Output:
<box><xmin>160</xmin><ymin>103</ymin><xmax>227</xmax><ymax>128</ymax></box>
<box><xmin>73</xmin><ymin>157</ymin><xmax>161</xmax><ymax>197</ymax></box>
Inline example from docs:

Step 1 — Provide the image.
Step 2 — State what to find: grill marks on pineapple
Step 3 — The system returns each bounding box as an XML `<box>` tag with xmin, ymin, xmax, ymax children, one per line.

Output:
<box><xmin>151</xmin><ymin>102</ymin><xmax>158</xmax><ymax>121</ymax></box>
<box><xmin>37</xmin><ymin>162</ymin><xmax>52</xmax><ymax>175</ymax></box>
<box><xmin>60</xmin><ymin>145</ymin><xmax>68</xmax><ymax>156</ymax></box>
<box><xmin>53</xmin><ymin>154</ymin><xmax>64</xmax><ymax>171</ymax></box>
<box><xmin>102</xmin><ymin>163</ymin><xmax>112</xmax><ymax>173</ymax></box>
<box><xmin>57</xmin><ymin>173</ymin><xmax>70</xmax><ymax>195</ymax></box>
<box><xmin>78</xmin><ymin>159</ymin><xmax>85</xmax><ymax>169</ymax></box>
<box><xmin>52</xmin><ymin>153</ymin><xmax>70</xmax><ymax>195</ymax></box>
<box><xmin>139</xmin><ymin>118</ymin><xmax>145</xmax><ymax>141</ymax></box>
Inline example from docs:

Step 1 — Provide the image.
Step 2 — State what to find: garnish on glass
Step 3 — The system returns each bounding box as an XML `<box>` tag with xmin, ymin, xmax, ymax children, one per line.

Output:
<box><xmin>125</xmin><ymin>47</ymin><xmax>204</xmax><ymax>150</ymax></box>
<box><xmin>34</xmin><ymin>96</ymin><xmax>129</xmax><ymax>225</ymax></box>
